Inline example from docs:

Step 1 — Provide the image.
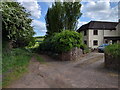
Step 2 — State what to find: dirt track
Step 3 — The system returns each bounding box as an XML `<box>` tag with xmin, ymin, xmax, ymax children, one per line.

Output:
<box><xmin>7</xmin><ymin>52</ymin><xmax>118</xmax><ymax>88</ymax></box>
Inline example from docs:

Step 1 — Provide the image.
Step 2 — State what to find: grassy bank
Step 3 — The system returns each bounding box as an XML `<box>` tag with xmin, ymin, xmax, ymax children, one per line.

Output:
<box><xmin>2</xmin><ymin>48</ymin><xmax>33</xmax><ymax>87</ymax></box>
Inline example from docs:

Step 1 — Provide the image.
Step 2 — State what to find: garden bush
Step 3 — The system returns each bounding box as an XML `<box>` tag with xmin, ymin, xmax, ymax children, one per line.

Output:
<box><xmin>38</xmin><ymin>30</ymin><xmax>83</xmax><ymax>54</ymax></box>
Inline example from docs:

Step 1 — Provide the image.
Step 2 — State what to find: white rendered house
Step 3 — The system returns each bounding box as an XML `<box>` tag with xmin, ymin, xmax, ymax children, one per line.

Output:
<box><xmin>77</xmin><ymin>21</ymin><xmax>120</xmax><ymax>49</ymax></box>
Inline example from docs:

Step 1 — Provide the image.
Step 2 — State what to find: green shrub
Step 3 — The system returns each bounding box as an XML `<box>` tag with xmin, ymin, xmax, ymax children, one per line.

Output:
<box><xmin>38</xmin><ymin>30</ymin><xmax>83</xmax><ymax>53</ymax></box>
<box><xmin>105</xmin><ymin>43</ymin><xmax>120</xmax><ymax>58</ymax></box>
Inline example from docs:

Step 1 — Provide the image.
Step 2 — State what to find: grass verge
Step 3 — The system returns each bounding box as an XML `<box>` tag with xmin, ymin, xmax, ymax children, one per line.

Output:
<box><xmin>2</xmin><ymin>48</ymin><xmax>32</xmax><ymax>87</ymax></box>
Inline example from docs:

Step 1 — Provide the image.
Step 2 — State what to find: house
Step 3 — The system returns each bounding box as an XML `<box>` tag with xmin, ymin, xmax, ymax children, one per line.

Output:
<box><xmin>77</xmin><ymin>21</ymin><xmax>120</xmax><ymax>49</ymax></box>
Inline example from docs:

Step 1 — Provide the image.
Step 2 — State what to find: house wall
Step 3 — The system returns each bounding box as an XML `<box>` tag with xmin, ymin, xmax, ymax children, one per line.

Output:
<box><xmin>116</xmin><ymin>23</ymin><xmax>120</xmax><ymax>36</ymax></box>
<box><xmin>88</xmin><ymin>29</ymin><xmax>104</xmax><ymax>49</ymax></box>
<box><xmin>104</xmin><ymin>30</ymin><xmax>119</xmax><ymax>37</ymax></box>
<box><xmin>82</xmin><ymin>26</ymin><xmax>120</xmax><ymax>49</ymax></box>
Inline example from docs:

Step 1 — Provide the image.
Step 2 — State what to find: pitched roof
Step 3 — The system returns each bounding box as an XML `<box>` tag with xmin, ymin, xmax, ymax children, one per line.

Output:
<box><xmin>77</xmin><ymin>21</ymin><xmax>119</xmax><ymax>32</ymax></box>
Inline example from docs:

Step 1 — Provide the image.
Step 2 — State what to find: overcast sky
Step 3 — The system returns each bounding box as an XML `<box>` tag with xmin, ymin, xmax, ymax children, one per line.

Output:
<box><xmin>16</xmin><ymin>0</ymin><xmax>119</xmax><ymax>36</ymax></box>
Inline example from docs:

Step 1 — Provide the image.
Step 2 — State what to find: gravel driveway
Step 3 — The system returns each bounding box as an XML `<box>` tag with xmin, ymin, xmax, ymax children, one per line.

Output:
<box><xmin>7</xmin><ymin>52</ymin><xmax>118</xmax><ymax>88</ymax></box>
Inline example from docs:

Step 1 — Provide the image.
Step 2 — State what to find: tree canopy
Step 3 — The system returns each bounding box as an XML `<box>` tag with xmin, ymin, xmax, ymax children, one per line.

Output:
<box><xmin>45</xmin><ymin>1</ymin><xmax>82</xmax><ymax>37</ymax></box>
<box><xmin>1</xmin><ymin>1</ymin><xmax>35</xmax><ymax>47</ymax></box>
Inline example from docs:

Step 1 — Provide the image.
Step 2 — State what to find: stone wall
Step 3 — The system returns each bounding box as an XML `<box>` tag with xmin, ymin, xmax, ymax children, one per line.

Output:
<box><xmin>105</xmin><ymin>53</ymin><xmax>119</xmax><ymax>71</ymax></box>
<box><xmin>40</xmin><ymin>47</ymin><xmax>83</xmax><ymax>61</ymax></box>
<box><xmin>58</xmin><ymin>47</ymin><xmax>83</xmax><ymax>61</ymax></box>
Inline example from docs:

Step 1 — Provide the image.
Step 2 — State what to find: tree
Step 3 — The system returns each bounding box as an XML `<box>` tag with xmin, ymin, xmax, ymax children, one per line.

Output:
<box><xmin>1</xmin><ymin>1</ymin><xmax>35</xmax><ymax>48</ymax></box>
<box><xmin>63</xmin><ymin>2</ymin><xmax>82</xmax><ymax>30</ymax></box>
<box><xmin>45</xmin><ymin>2</ymin><xmax>64</xmax><ymax>37</ymax></box>
<box><xmin>45</xmin><ymin>1</ymin><xmax>82</xmax><ymax>37</ymax></box>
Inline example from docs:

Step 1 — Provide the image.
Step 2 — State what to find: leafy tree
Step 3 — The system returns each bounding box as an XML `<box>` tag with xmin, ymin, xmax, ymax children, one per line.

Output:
<box><xmin>45</xmin><ymin>1</ymin><xmax>82</xmax><ymax>37</ymax></box>
<box><xmin>1</xmin><ymin>1</ymin><xmax>35</xmax><ymax>48</ymax></box>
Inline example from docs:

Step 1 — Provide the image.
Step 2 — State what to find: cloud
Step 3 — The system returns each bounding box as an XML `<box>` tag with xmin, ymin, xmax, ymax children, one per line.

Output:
<box><xmin>17</xmin><ymin>0</ymin><xmax>41</xmax><ymax>19</ymax></box>
<box><xmin>31</xmin><ymin>20</ymin><xmax>47</xmax><ymax>32</ymax></box>
<box><xmin>82</xmin><ymin>1</ymin><xmax>110</xmax><ymax>12</ymax></box>
<box><xmin>81</xmin><ymin>1</ymin><xmax>118</xmax><ymax>22</ymax></box>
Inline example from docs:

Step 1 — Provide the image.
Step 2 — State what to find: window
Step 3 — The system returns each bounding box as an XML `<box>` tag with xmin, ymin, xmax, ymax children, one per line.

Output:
<box><xmin>93</xmin><ymin>30</ymin><xmax>98</xmax><ymax>35</ymax></box>
<box><xmin>84</xmin><ymin>40</ymin><xmax>87</xmax><ymax>45</ymax></box>
<box><xmin>93</xmin><ymin>40</ymin><xmax>98</xmax><ymax>46</ymax></box>
<box><xmin>84</xmin><ymin>31</ymin><xmax>87</xmax><ymax>36</ymax></box>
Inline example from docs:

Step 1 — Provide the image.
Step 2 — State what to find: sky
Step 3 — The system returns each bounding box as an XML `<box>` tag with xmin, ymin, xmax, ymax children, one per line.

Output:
<box><xmin>16</xmin><ymin>0</ymin><xmax>119</xmax><ymax>36</ymax></box>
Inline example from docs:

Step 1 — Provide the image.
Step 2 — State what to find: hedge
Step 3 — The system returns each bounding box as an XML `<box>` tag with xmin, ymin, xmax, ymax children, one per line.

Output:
<box><xmin>38</xmin><ymin>30</ymin><xmax>83</xmax><ymax>54</ymax></box>
<box><xmin>105</xmin><ymin>43</ymin><xmax>120</xmax><ymax>58</ymax></box>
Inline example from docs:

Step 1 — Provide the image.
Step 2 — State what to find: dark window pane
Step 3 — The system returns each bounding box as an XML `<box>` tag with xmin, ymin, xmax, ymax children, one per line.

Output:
<box><xmin>93</xmin><ymin>30</ymin><xmax>98</xmax><ymax>35</ymax></box>
<box><xmin>93</xmin><ymin>40</ymin><xmax>98</xmax><ymax>46</ymax></box>
<box><xmin>84</xmin><ymin>40</ymin><xmax>87</xmax><ymax>45</ymax></box>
